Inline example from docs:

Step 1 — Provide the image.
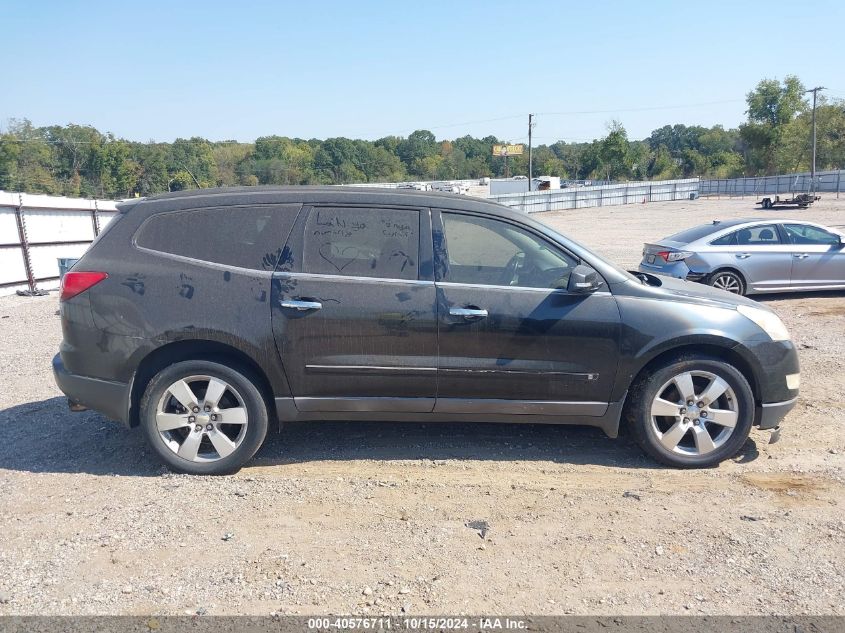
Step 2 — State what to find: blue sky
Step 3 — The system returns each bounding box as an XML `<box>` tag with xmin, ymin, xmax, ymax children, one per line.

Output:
<box><xmin>4</xmin><ymin>0</ymin><xmax>844</xmax><ymax>143</ymax></box>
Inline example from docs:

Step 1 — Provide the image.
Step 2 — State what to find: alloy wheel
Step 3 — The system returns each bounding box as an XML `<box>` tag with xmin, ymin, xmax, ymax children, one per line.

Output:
<box><xmin>649</xmin><ymin>370</ymin><xmax>739</xmax><ymax>456</ymax></box>
<box><xmin>155</xmin><ymin>375</ymin><xmax>249</xmax><ymax>462</ymax></box>
<box><xmin>711</xmin><ymin>274</ymin><xmax>741</xmax><ymax>294</ymax></box>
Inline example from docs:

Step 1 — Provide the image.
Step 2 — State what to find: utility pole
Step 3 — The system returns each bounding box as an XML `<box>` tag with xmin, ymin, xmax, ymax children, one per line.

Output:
<box><xmin>805</xmin><ymin>86</ymin><xmax>825</xmax><ymax>192</ymax></box>
<box><xmin>528</xmin><ymin>113</ymin><xmax>534</xmax><ymax>186</ymax></box>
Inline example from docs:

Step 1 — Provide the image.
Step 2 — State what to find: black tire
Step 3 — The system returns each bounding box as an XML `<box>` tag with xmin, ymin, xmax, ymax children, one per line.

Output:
<box><xmin>708</xmin><ymin>270</ymin><xmax>746</xmax><ymax>295</ymax></box>
<box><xmin>626</xmin><ymin>356</ymin><xmax>755</xmax><ymax>468</ymax></box>
<box><xmin>140</xmin><ymin>360</ymin><xmax>269</xmax><ymax>475</ymax></box>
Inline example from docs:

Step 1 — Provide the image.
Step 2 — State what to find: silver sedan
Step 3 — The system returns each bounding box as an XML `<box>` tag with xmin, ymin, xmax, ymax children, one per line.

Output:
<box><xmin>638</xmin><ymin>218</ymin><xmax>845</xmax><ymax>295</ymax></box>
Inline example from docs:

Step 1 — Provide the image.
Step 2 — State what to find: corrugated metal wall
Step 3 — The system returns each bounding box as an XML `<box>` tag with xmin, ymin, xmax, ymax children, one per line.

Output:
<box><xmin>488</xmin><ymin>178</ymin><xmax>699</xmax><ymax>213</ymax></box>
<box><xmin>699</xmin><ymin>170</ymin><xmax>843</xmax><ymax>197</ymax></box>
<box><xmin>0</xmin><ymin>191</ymin><xmax>118</xmax><ymax>296</ymax></box>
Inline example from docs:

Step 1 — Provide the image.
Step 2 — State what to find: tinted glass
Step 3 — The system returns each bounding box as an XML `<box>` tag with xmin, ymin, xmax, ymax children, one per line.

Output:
<box><xmin>710</xmin><ymin>232</ymin><xmax>737</xmax><ymax>246</ymax></box>
<box><xmin>441</xmin><ymin>213</ymin><xmax>579</xmax><ymax>289</ymax></box>
<box><xmin>303</xmin><ymin>207</ymin><xmax>419</xmax><ymax>280</ymax></box>
<box><xmin>784</xmin><ymin>224</ymin><xmax>841</xmax><ymax>245</ymax></box>
<box><xmin>664</xmin><ymin>224</ymin><xmax>722</xmax><ymax>244</ymax></box>
<box><xmin>135</xmin><ymin>205</ymin><xmax>299</xmax><ymax>270</ymax></box>
<box><xmin>734</xmin><ymin>224</ymin><xmax>780</xmax><ymax>245</ymax></box>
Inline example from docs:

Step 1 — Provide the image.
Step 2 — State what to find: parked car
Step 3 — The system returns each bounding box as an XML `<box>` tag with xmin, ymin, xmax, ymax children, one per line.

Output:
<box><xmin>639</xmin><ymin>219</ymin><xmax>845</xmax><ymax>295</ymax></box>
<box><xmin>54</xmin><ymin>188</ymin><xmax>799</xmax><ymax>474</ymax></box>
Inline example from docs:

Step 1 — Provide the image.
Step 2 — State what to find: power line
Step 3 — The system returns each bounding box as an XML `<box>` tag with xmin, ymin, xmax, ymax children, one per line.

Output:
<box><xmin>537</xmin><ymin>98</ymin><xmax>745</xmax><ymax>117</ymax></box>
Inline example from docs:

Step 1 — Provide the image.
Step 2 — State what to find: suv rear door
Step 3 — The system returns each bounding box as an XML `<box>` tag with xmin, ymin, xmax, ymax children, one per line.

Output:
<box><xmin>432</xmin><ymin>209</ymin><xmax>621</xmax><ymax>415</ymax></box>
<box><xmin>271</xmin><ymin>205</ymin><xmax>437</xmax><ymax>412</ymax></box>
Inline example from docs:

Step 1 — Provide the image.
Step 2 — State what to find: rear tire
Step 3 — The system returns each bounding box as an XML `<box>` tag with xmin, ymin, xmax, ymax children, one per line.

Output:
<box><xmin>626</xmin><ymin>357</ymin><xmax>754</xmax><ymax>468</ymax></box>
<box><xmin>140</xmin><ymin>360</ymin><xmax>269</xmax><ymax>475</ymax></box>
<box><xmin>708</xmin><ymin>270</ymin><xmax>746</xmax><ymax>295</ymax></box>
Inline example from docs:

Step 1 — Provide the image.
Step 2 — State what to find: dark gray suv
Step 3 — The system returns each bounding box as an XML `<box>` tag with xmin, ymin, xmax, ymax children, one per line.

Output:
<box><xmin>53</xmin><ymin>187</ymin><xmax>799</xmax><ymax>474</ymax></box>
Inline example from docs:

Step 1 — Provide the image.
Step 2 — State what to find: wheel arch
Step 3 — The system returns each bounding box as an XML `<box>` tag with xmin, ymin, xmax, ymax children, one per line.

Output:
<box><xmin>621</xmin><ymin>342</ymin><xmax>761</xmax><ymax>422</ymax></box>
<box><xmin>709</xmin><ymin>267</ymin><xmax>747</xmax><ymax>286</ymax></box>
<box><xmin>128</xmin><ymin>339</ymin><xmax>277</xmax><ymax>429</ymax></box>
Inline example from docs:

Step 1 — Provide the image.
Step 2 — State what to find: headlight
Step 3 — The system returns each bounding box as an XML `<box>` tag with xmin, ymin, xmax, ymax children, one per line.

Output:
<box><xmin>736</xmin><ymin>305</ymin><xmax>791</xmax><ymax>341</ymax></box>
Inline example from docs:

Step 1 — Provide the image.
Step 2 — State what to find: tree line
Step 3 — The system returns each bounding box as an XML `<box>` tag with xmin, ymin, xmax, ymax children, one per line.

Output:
<box><xmin>1</xmin><ymin>76</ymin><xmax>842</xmax><ymax>199</ymax></box>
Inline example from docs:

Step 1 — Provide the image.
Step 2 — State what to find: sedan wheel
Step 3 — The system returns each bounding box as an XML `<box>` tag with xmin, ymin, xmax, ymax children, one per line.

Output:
<box><xmin>709</xmin><ymin>271</ymin><xmax>745</xmax><ymax>295</ymax></box>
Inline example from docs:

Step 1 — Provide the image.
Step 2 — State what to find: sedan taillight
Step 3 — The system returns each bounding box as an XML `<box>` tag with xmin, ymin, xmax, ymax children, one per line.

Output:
<box><xmin>657</xmin><ymin>250</ymin><xmax>694</xmax><ymax>263</ymax></box>
<box><xmin>60</xmin><ymin>272</ymin><xmax>108</xmax><ymax>301</ymax></box>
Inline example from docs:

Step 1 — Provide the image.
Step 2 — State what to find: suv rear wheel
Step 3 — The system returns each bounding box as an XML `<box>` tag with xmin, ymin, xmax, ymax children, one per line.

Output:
<box><xmin>139</xmin><ymin>360</ymin><xmax>269</xmax><ymax>475</ymax></box>
<box><xmin>627</xmin><ymin>357</ymin><xmax>754</xmax><ymax>468</ymax></box>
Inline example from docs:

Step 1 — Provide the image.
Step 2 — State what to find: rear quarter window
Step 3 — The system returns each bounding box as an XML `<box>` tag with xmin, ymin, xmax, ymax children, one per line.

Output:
<box><xmin>710</xmin><ymin>232</ymin><xmax>737</xmax><ymax>246</ymax></box>
<box><xmin>135</xmin><ymin>204</ymin><xmax>300</xmax><ymax>270</ymax></box>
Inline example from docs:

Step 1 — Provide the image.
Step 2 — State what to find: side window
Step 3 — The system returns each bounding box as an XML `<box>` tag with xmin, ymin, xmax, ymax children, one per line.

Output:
<box><xmin>784</xmin><ymin>224</ymin><xmax>841</xmax><ymax>245</ymax></box>
<box><xmin>734</xmin><ymin>225</ymin><xmax>781</xmax><ymax>245</ymax></box>
<box><xmin>441</xmin><ymin>213</ymin><xmax>580</xmax><ymax>289</ymax></box>
<box><xmin>135</xmin><ymin>205</ymin><xmax>298</xmax><ymax>270</ymax></box>
<box><xmin>303</xmin><ymin>207</ymin><xmax>419</xmax><ymax>280</ymax></box>
<box><xmin>710</xmin><ymin>232</ymin><xmax>737</xmax><ymax>246</ymax></box>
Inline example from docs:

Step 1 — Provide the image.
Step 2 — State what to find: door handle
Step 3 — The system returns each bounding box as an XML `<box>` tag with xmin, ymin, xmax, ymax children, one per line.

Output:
<box><xmin>736</xmin><ymin>253</ymin><xmax>751</xmax><ymax>259</ymax></box>
<box><xmin>280</xmin><ymin>299</ymin><xmax>323</xmax><ymax>311</ymax></box>
<box><xmin>449</xmin><ymin>307</ymin><xmax>488</xmax><ymax>320</ymax></box>
<box><xmin>793</xmin><ymin>253</ymin><xmax>810</xmax><ymax>259</ymax></box>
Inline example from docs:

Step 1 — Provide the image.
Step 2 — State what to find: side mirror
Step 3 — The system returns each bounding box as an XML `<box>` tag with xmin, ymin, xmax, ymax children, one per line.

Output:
<box><xmin>567</xmin><ymin>264</ymin><xmax>603</xmax><ymax>293</ymax></box>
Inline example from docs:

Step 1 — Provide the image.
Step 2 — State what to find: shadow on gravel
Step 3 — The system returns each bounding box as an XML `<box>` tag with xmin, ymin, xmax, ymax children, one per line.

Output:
<box><xmin>754</xmin><ymin>289</ymin><xmax>845</xmax><ymax>302</ymax></box>
<box><xmin>0</xmin><ymin>397</ymin><xmax>761</xmax><ymax>475</ymax></box>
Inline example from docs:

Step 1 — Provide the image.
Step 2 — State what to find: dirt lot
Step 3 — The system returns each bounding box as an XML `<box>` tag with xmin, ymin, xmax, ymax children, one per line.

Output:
<box><xmin>0</xmin><ymin>196</ymin><xmax>843</xmax><ymax>616</ymax></box>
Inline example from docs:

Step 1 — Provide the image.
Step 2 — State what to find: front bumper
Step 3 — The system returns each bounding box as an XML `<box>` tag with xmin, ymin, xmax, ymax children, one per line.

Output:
<box><xmin>52</xmin><ymin>354</ymin><xmax>131</xmax><ymax>425</ymax></box>
<box><xmin>756</xmin><ymin>396</ymin><xmax>799</xmax><ymax>430</ymax></box>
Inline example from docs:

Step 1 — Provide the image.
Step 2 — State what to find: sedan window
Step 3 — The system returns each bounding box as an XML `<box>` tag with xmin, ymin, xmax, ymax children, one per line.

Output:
<box><xmin>736</xmin><ymin>225</ymin><xmax>781</xmax><ymax>245</ymax></box>
<box><xmin>783</xmin><ymin>224</ymin><xmax>841</xmax><ymax>245</ymax></box>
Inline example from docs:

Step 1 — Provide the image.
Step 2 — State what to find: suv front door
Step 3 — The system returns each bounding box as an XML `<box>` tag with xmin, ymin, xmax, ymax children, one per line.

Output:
<box><xmin>271</xmin><ymin>205</ymin><xmax>437</xmax><ymax>412</ymax></box>
<box><xmin>432</xmin><ymin>210</ymin><xmax>621</xmax><ymax>416</ymax></box>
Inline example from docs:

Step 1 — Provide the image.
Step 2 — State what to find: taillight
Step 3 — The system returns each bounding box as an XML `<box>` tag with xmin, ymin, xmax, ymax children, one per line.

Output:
<box><xmin>60</xmin><ymin>272</ymin><xmax>108</xmax><ymax>301</ymax></box>
<box><xmin>656</xmin><ymin>250</ymin><xmax>693</xmax><ymax>262</ymax></box>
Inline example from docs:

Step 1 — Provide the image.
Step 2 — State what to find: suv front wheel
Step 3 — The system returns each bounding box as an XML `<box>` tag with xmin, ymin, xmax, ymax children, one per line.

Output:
<box><xmin>140</xmin><ymin>360</ymin><xmax>269</xmax><ymax>475</ymax></box>
<box><xmin>627</xmin><ymin>357</ymin><xmax>754</xmax><ymax>468</ymax></box>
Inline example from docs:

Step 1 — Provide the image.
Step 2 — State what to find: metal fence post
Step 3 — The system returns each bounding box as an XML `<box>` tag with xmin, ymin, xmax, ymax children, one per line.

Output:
<box><xmin>14</xmin><ymin>194</ymin><xmax>36</xmax><ymax>293</ymax></box>
<box><xmin>91</xmin><ymin>200</ymin><xmax>101</xmax><ymax>236</ymax></box>
<box><xmin>838</xmin><ymin>169</ymin><xmax>841</xmax><ymax>199</ymax></box>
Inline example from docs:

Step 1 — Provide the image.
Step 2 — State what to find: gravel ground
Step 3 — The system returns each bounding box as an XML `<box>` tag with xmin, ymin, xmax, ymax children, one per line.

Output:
<box><xmin>0</xmin><ymin>196</ymin><xmax>843</xmax><ymax>616</ymax></box>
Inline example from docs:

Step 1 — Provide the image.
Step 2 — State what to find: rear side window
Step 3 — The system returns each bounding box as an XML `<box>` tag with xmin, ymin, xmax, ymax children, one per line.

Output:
<box><xmin>135</xmin><ymin>205</ymin><xmax>299</xmax><ymax>270</ymax></box>
<box><xmin>711</xmin><ymin>225</ymin><xmax>781</xmax><ymax>246</ymax></box>
<box><xmin>735</xmin><ymin>225</ymin><xmax>780</xmax><ymax>245</ymax></box>
<box><xmin>303</xmin><ymin>207</ymin><xmax>419</xmax><ymax>280</ymax></box>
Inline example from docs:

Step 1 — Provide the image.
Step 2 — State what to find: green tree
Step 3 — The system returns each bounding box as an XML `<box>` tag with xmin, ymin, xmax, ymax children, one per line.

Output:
<box><xmin>740</xmin><ymin>75</ymin><xmax>807</xmax><ymax>174</ymax></box>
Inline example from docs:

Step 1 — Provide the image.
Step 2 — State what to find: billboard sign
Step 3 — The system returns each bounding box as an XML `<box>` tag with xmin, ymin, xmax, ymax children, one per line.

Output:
<box><xmin>492</xmin><ymin>144</ymin><xmax>524</xmax><ymax>157</ymax></box>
